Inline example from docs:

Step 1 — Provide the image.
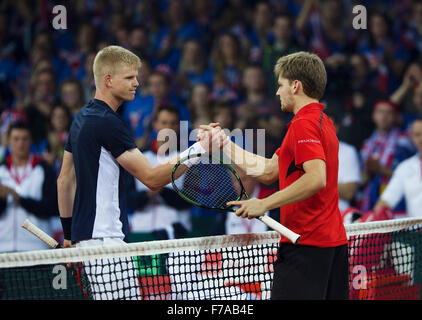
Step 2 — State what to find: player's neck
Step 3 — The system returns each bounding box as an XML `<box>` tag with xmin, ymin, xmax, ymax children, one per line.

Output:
<box><xmin>94</xmin><ymin>90</ymin><xmax>122</xmax><ymax>112</ymax></box>
<box><xmin>293</xmin><ymin>97</ymin><xmax>320</xmax><ymax>115</ymax></box>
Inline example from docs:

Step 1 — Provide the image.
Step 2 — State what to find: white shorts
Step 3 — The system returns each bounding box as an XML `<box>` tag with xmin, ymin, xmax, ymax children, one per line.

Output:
<box><xmin>76</xmin><ymin>238</ymin><xmax>141</xmax><ymax>300</ymax></box>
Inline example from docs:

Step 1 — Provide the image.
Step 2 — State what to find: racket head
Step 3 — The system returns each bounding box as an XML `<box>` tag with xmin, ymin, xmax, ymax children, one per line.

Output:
<box><xmin>171</xmin><ymin>153</ymin><xmax>247</xmax><ymax>212</ymax></box>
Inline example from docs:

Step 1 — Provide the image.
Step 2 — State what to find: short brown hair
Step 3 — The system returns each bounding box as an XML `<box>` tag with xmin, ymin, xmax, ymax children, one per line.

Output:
<box><xmin>274</xmin><ymin>51</ymin><xmax>327</xmax><ymax>99</ymax></box>
<box><xmin>93</xmin><ymin>45</ymin><xmax>141</xmax><ymax>87</ymax></box>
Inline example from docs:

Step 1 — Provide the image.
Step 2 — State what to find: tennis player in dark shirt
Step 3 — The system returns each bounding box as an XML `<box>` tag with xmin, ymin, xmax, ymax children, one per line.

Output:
<box><xmin>57</xmin><ymin>45</ymin><xmax>210</xmax><ymax>299</ymax></box>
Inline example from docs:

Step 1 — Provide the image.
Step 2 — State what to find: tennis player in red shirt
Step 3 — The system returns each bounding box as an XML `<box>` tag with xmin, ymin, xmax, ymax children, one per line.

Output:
<box><xmin>199</xmin><ymin>51</ymin><xmax>349</xmax><ymax>299</ymax></box>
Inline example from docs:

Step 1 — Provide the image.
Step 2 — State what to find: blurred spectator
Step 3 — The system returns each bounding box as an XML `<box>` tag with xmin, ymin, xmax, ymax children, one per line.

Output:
<box><xmin>247</xmin><ymin>1</ymin><xmax>273</xmax><ymax>63</ymax></box>
<box><xmin>373</xmin><ymin>118</ymin><xmax>422</xmax><ymax>218</ymax></box>
<box><xmin>152</xmin><ymin>0</ymin><xmax>202</xmax><ymax>71</ymax></box>
<box><xmin>19</xmin><ymin>31</ymin><xmax>71</xmax><ymax>87</ymax></box>
<box><xmin>296</xmin><ymin>0</ymin><xmax>350</xmax><ymax>61</ymax></box>
<box><xmin>59</xmin><ymin>78</ymin><xmax>86</xmax><ymax>116</ymax></box>
<box><xmin>44</xmin><ymin>104</ymin><xmax>71</xmax><ymax>176</ymax></box>
<box><xmin>128</xmin><ymin>106</ymin><xmax>191</xmax><ymax>240</ymax></box>
<box><xmin>359</xmin><ymin>100</ymin><xmax>416</xmax><ymax>211</ymax></box>
<box><xmin>24</xmin><ymin>67</ymin><xmax>58</xmax><ymax>153</ymax></box>
<box><xmin>148</xmin><ymin>71</ymin><xmax>191</xmax><ymax>122</ymax></box>
<box><xmin>108</xmin><ymin>12</ymin><xmax>129</xmax><ymax>46</ymax></box>
<box><xmin>358</xmin><ymin>11</ymin><xmax>409</xmax><ymax>95</ymax></box>
<box><xmin>0</xmin><ymin>122</ymin><xmax>59</xmax><ymax>252</ymax></box>
<box><xmin>406</xmin><ymin>84</ymin><xmax>422</xmax><ymax>129</ymax></box>
<box><xmin>402</xmin><ymin>1</ymin><xmax>422</xmax><ymax>59</ymax></box>
<box><xmin>60</xmin><ymin>23</ymin><xmax>98</xmax><ymax>76</ymax></box>
<box><xmin>390</xmin><ymin>62</ymin><xmax>422</xmax><ymax>117</ymax></box>
<box><xmin>326</xmin><ymin>110</ymin><xmax>361</xmax><ymax>214</ymax></box>
<box><xmin>122</xmin><ymin>60</ymin><xmax>154</xmax><ymax>150</ymax></box>
<box><xmin>210</xmin><ymin>33</ymin><xmax>246</xmax><ymax>104</ymax></box>
<box><xmin>211</xmin><ymin>0</ymin><xmax>251</xmax><ymax>42</ymax></box>
<box><xmin>262</xmin><ymin>13</ymin><xmax>303</xmax><ymax>96</ymax></box>
<box><xmin>213</xmin><ymin>102</ymin><xmax>236</xmax><ymax>132</ymax></box>
<box><xmin>175</xmin><ymin>39</ymin><xmax>214</xmax><ymax>99</ymax></box>
<box><xmin>338</xmin><ymin>53</ymin><xmax>383</xmax><ymax>149</ymax></box>
<box><xmin>191</xmin><ymin>0</ymin><xmax>216</xmax><ymax>50</ymax></box>
<box><xmin>75</xmin><ymin>50</ymin><xmax>97</xmax><ymax>101</ymax></box>
<box><xmin>0</xmin><ymin>107</ymin><xmax>27</xmax><ymax>162</ymax></box>
<box><xmin>130</xmin><ymin>70</ymin><xmax>190</xmax><ymax>150</ymax></box>
<box><xmin>128</xmin><ymin>25</ymin><xmax>152</xmax><ymax>63</ymax></box>
<box><xmin>236</xmin><ymin>65</ymin><xmax>284</xmax><ymax>157</ymax></box>
<box><xmin>187</xmin><ymin>83</ymin><xmax>212</xmax><ymax>129</ymax></box>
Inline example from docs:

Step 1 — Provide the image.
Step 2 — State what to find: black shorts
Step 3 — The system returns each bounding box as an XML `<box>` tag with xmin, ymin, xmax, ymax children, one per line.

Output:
<box><xmin>271</xmin><ymin>243</ymin><xmax>349</xmax><ymax>300</ymax></box>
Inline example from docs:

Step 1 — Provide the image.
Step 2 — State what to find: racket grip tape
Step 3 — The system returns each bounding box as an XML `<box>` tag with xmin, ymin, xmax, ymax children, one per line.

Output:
<box><xmin>22</xmin><ymin>219</ymin><xmax>61</xmax><ymax>249</ymax></box>
<box><xmin>258</xmin><ymin>215</ymin><xmax>301</xmax><ymax>244</ymax></box>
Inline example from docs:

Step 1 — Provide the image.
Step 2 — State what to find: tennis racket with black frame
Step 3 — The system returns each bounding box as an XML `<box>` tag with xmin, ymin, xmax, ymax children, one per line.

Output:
<box><xmin>171</xmin><ymin>153</ymin><xmax>301</xmax><ymax>244</ymax></box>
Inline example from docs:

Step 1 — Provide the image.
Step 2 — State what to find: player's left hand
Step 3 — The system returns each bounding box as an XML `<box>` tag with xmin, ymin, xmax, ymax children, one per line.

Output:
<box><xmin>227</xmin><ymin>198</ymin><xmax>266</xmax><ymax>219</ymax></box>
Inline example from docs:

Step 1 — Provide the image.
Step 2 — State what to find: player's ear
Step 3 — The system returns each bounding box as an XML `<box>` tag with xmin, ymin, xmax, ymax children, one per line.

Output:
<box><xmin>104</xmin><ymin>74</ymin><xmax>112</xmax><ymax>87</ymax></box>
<box><xmin>292</xmin><ymin>80</ymin><xmax>300</xmax><ymax>94</ymax></box>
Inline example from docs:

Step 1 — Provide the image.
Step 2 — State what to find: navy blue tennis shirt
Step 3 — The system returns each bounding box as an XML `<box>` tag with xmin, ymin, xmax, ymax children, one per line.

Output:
<box><xmin>65</xmin><ymin>99</ymin><xmax>137</xmax><ymax>243</ymax></box>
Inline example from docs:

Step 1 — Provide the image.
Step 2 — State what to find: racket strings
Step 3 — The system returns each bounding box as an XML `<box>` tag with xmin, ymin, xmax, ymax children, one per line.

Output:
<box><xmin>175</xmin><ymin>162</ymin><xmax>241</xmax><ymax>210</ymax></box>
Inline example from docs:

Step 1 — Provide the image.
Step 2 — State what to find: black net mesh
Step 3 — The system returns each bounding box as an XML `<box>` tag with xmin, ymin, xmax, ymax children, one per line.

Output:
<box><xmin>0</xmin><ymin>219</ymin><xmax>421</xmax><ymax>300</ymax></box>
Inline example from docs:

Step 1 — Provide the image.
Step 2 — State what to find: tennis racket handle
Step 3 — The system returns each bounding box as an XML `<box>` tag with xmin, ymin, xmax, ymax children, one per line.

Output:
<box><xmin>258</xmin><ymin>215</ymin><xmax>301</xmax><ymax>244</ymax></box>
<box><xmin>22</xmin><ymin>219</ymin><xmax>61</xmax><ymax>249</ymax></box>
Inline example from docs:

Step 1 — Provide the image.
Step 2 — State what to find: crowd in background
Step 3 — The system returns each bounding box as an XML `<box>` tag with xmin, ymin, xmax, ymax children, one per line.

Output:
<box><xmin>1</xmin><ymin>0</ymin><xmax>422</xmax><ymax>251</ymax></box>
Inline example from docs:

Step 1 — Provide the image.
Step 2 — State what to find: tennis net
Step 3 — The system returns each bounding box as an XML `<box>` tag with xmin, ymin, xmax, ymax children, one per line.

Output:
<box><xmin>0</xmin><ymin>218</ymin><xmax>421</xmax><ymax>300</ymax></box>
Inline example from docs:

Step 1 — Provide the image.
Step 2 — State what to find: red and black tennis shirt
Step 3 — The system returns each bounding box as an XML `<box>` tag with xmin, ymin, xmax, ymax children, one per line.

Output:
<box><xmin>275</xmin><ymin>102</ymin><xmax>348</xmax><ymax>247</ymax></box>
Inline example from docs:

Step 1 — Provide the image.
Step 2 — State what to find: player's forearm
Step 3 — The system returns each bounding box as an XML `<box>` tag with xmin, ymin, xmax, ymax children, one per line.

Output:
<box><xmin>261</xmin><ymin>171</ymin><xmax>325</xmax><ymax>211</ymax></box>
<box><xmin>222</xmin><ymin>140</ymin><xmax>273</xmax><ymax>183</ymax></box>
<box><xmin>57</xmin><ymin>176</ymin><xmax>75</xmax><ymax>218</ymax></box>
<box><xmin>145</xmin><ymin>160</ymin><xmax>178</xmax><ymax>190</ymax></box>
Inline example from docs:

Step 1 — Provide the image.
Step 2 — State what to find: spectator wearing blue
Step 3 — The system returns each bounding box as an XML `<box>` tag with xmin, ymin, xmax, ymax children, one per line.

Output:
<box><xmin>122</xmin><ymin>60</ymin><xmax>154</xmax><ymax>150</ymax></box>
<box><xmin>123</xmin><ymin>70</ymin><xmax>191</xmax><ymax>151</ymax></box>
<box><xmin>262</xmin><ymin>13</ymin><xmax>303</xmax><ymax>97</ymax></box>
<box><xmin>187</xmin><ymin>83</ymin><xmax>212</xmax><ymax>130</ymax></box>
<box><xmin>24</xmin><ymin>67</ymin><xmax>58</xmax><ymax>155</ymax></box>
<box><xmin>357</xmin><ymin>11</ymin><xmax>409</xmax><ymax>95</ymax></box>
<box><xmin>246</xmin><ymin>1</ymin><xmax>273</xmax><ymax>63</ymax></box>
<box><xmin>59</xmin><ymin>78</ymin><xmax>86</xmax><ymax>116</ymax></box>
<box><xmin>295</xmin><ymin>0</ymin><xmax>351</xmax><ymax>61</ymax></box>
<box><xmin>152</xmin><ymin>0</ymin><xmax>203</xmax><ymax>72</ymax></box>
<box><xmin>337</xmin><ymin>54</ymin><xmax>382</xmax><ymax>150</ymax></box>
<box><xmin>74</xmin><ymin>50</ymin><xmax>97</xmax><ymax>102</ymax></box>
<box><xmin>402</xmin><ymin>1</ymin><xmax>422</xmax><ymax>59</ymax></box>
<box><xmin>15</xmin><ymin>31</ymin><xmax>71</xmax><ymax>87</ymax></box>
<box><xmin>210</xmin><ymin>33</ymin><xmax>246</xmax><ymax>105</ymax></box>
<box><xmin>175</xmin><ymin>39</ymin><xmax>214</xmax><ymax>99</ymax></box>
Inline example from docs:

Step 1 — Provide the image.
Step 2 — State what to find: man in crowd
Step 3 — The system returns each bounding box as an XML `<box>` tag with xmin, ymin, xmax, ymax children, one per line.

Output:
<box><xmin>373</xmin><ymin>118</ymin><xmax>422</xmax><ymax>218</ymax></box>
<box><xmin>0</xmin><ymin>121</ymin><xmax>59</xmax><ymax>252</ymax></box>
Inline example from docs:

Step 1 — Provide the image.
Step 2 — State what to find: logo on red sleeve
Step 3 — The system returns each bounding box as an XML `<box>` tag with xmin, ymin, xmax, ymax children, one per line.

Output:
<box><xmin>297</xmin><ymin>139</ymin><xmax>321</xmax><ymax>144</ymax></box>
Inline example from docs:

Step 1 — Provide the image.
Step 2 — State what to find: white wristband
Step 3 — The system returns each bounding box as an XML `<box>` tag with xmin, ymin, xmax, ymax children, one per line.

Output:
<box><xmin>179</xmin><ymin>142</ymin><xmax>206</xmax><ymax>167</ymax></box>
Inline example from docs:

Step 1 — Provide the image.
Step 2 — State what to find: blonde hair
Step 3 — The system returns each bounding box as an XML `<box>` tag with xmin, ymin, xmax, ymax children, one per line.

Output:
<box><xmin>274</xmin><ymin>51</ymin><xmax>327</xmax><ymax>100</ymax></box>
<box><xmin>93</xmin><ymin>45</ymin><xmax>141</xmax><ymax>87</ymax></box>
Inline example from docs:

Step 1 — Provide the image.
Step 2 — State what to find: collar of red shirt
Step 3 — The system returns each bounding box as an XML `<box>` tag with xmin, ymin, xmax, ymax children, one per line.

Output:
<box><xmin>286</xmin><ymin>102</ymin><xmax>325</xmax><ymax>129</ymax></box>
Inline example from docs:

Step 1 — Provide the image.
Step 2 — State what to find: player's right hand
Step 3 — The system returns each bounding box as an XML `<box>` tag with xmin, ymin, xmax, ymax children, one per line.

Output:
<box><xmin>197</xmin><ymin>123</ymin><xmax>229</xmax><ymax>151</ymax></box>
<box><xmin>63</xmin><ymin>239</ymin><xmax>74</xmax><ymax>248</ymax></box>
